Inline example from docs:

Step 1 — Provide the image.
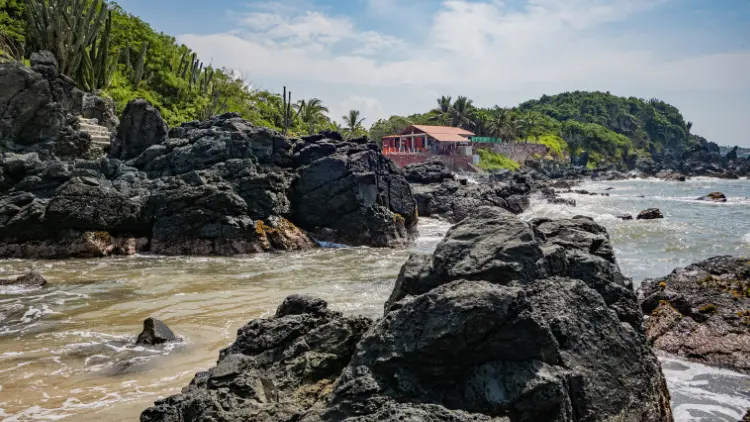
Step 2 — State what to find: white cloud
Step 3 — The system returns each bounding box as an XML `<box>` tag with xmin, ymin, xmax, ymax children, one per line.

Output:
<box><xmin>179</xmin><ymin>0</ymin><xmax>750</xmax><ymax>145</ymax></box>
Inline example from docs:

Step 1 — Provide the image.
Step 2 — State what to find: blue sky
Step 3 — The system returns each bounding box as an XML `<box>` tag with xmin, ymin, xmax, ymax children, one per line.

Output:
<box><xmin>118</xmin><ymin>0</ymin><xmax>750</xmax><ymax>146</ymax></box>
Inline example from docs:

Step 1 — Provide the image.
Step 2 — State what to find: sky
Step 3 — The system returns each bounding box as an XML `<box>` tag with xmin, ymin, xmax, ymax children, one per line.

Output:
<box><xmin>118</xmin><ymin>0</ymin><xmax>750</xmax><ymax>146</ymax></box>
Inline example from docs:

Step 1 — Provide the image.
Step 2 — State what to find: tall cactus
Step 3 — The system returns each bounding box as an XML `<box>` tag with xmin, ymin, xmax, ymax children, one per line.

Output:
<box><xmin>26</xmin><ymin>0</ymin><xmax>108</xmax><ymax>82</ymax></box>
<box><xmin>280</xmin><ymin>86</ymin><xmax>294</xmax><ymax>136</ymax></box>
<box><xmin>78</xmin><ymin>9</ymin><xmax>116</xmax><ymax>91</ymax></box>
<box><xmin>132</xmin><ymin>42</ymin><xmax>148</xmax><ymax>88</ymax></box>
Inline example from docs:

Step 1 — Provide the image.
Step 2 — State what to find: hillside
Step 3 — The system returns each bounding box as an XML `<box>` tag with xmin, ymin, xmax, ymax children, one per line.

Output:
<box><xmin>0</xmin><ymin>0</ymin><xmax>346</xmax><ymax>136</ymax></box>
<box><xmin>370</xmin><ymin>91</ymin><xmax>705</xmax><ymax>167</ymax></box>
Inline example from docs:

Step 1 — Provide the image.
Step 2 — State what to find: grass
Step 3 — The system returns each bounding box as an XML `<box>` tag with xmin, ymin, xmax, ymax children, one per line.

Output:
<box><xmin>477</xmin><ymin>149</ymin><xmax>521</xmax><ymax>171</ymax></box>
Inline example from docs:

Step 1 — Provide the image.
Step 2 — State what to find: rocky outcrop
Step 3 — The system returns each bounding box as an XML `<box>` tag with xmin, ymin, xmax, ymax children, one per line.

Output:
<box><xmin>0</xmin><ymin>51</ymin><xmax>111</xmax><ymax>160</ymax></box>
<box><xmin>141</xmin><ymin>295</ymin><xmax>372</xmax><ymax>422</ymax></box>
<box><xmin>638</xmin><ymin>256</ymin><xmax>750</xmax><ymax>373</ymax></box>
<box><xmin>0</xmin><ymin>271</ymin><xmax>47</xmax><ymax>288</ymax></box>
<box><xmin>1</xmin><ymin>108</ymin><xmax>417</xmax><ymax>257</ymax></box>
<box><xmin>109</xmin><ymin>99</ymin><xmax>168</xmax><ymax>160</ymax></box>
<box><xmin>636</xmin><ymin>138</ymin><xmax>750</xmax><ymax>179</ymax></box>
<box><xmin>402</xmin><ymin>157</ymin><xmax>454</xmax><ymax>184</ymax></box>
<box><xmin>143</xmin><ymin>208</ymin><xmax>673</xmax><ymax>422</ymax></box>
<box><xmin>408</xmin><ymin>160</ymin><xmax>534</xmax><ymax>223</ymax></box>
<box><xmin>136</xmin><ymin>318</ymin><xmax>178</xmax><ymax>346</ymax></box>
<box><xmin>696</xmin><ymin>192</ymin><xmax>727</xmax><ymax>202</ymax></box>
<box><xmin>638</xmin><ymin>208</ymin><xmax>664</xmax><ymax>220</ymax></box>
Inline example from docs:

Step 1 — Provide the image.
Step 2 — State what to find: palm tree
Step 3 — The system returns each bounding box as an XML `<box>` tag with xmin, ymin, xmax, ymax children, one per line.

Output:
<box><xmin>342</xmin><ymin>109</ymin><xmax>366</xmax><ymax>139</ymax></box>
<box><xmin>429</xmin><ymin>95</ymin><xmax>452</xmax><ymax>124</ymax></box>
<box><xmin>487</xmin><ymin>107</ymin><xmax>517</xmax><ymax>142</ymax></box>
<box><xmin>515</xmin><ymin>114</ymin><xmax>540</xmax><ymax>142</ymax></box>
<box><xmin>296</xmin><ymin>98</ymin><xmax>329</xmax><ymax>135</ymax></box>
<box><xmin>450</xmin><ymin>96</ymin><xmax>475</xmax><ymax>130</ymax></box>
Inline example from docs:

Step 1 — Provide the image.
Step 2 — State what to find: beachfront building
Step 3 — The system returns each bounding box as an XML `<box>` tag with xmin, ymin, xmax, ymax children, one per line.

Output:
<box><xmin>382</xmin><ymin>125</ymin><xmax>475</xmax><ymax>156</ymax></box>
<box><xmin>381</xmin><ymin>125</ymin><xmax>477</xmax><ymax>170</ymax></box>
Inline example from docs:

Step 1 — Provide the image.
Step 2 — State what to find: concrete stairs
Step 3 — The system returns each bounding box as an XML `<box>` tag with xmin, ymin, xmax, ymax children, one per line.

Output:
<box><xmin>78</xmin><ymin>117</ymin><xmax>112</xmax><ymax>147</ymax></box>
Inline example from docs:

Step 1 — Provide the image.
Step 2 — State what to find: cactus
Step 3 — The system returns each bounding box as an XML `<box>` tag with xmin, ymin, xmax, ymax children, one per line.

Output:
<box><xmin>78</xmin><ymin>9</ymin><xmax>116</xmax><ymax>91</ymax></box>
<box><xmin>132</xmin><ymin>42</ymin><xmax>148</xmax><ymax>88</ymax></box>
<box><xmin>280</xmin><ymin>86</ymin><xmax>295</xmax><ymax>136</ymax></box>
<box><xmin>26</xmin><ymin>0</ymin><xmax>109</xmax><ymax>85</ymax></box>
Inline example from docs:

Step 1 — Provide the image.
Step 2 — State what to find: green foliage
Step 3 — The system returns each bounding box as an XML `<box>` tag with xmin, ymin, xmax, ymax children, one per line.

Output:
<box><xmin>519</xmin><ymin>91</ymin><xmax>690</xmax><ymax>154</ymax></box>
<box><xmin>531</xmin><ymin>135</ymin><xmax>568</xmax><ymax>160</ymax></box>
<box><xmin>561</xmin><ymin>120</ymin><xmax>632</xmax><ymax>165</ymax></box>
<box><xmin>342</xmin><ymin>109</ymin><xmax>366</xmax><ymax>139</ymax></box>
<box><xmin>26</xmin><ymin>0</ymin><xmax>109</xmax><ymax>80</ymax></box>
<box><xmin>477</xmin><ymin>149</ymin><xmax>520</xmax><ymax>171</ymax></box>
<box><xmin>369</xmin><ymin>115</ymin><xmax>414</xmax><ymax>146</ymax></box>
<box><xmin>0</xmin><ymin>0</ymin><xmax>26</xmax><ymax>58</ymax></box>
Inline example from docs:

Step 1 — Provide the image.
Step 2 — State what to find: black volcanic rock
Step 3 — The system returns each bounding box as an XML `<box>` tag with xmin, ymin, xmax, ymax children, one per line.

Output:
<box><xmin>0</xmin><ymin>271</ymin><xmax>47</xmax><ymax>288</ymax></box>
<box><xmin>1</xmin><ymin>101</ymin><xmax>417</xmax><ymax>257</ymax></box>
<box><xmin>142</xmin><ymin>208</ymin><xmax>673</xmax><ymax>422</ymax></box>
<box><xmin>638</xmin><ymin>256</ymin><xmax>750</xmax><ymax>373</ymax></box>
<box><xmin>136</xmin><ymin>318</ymin><xmax>177</xmax><ymax>346</ymax></box>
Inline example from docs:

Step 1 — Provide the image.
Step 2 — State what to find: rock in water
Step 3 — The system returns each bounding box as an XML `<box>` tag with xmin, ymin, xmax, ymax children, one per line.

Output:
<box><xmin>142</xmin><ymin>208</ymin><xmax>673</xmax><ymax>422</ymax></box>
<box><xmin>696</xmin><ymin>191</ymin><xmax>727</xmax><ymax>202</ymax></box>
<box><xmin>140</xmin><ymin>298</ymin><xmax>372</xmax><ymax>421</ymax></box>
<box><xmin>0</xmin><ymin>271</ymin><xmax>47</xmax><ymax>288</ymax></box>
<box><xmin>638</xmin><ymin>256</ymin><xmax>750</xmax><ymax>373</ymax></box>
<box><xmin>637</xmin><ymin>208</ymin><xmax>664</xmax><ymax>220</ymax></box>
<box><xmin>136</xmin><ymin>318</ymin><xmax>177</xmax><ymax>346</ymax></box>
<box><xmin>617</xmin><ymin>214</ymin><xmax>634</xmax><ymax>221</ymax></box>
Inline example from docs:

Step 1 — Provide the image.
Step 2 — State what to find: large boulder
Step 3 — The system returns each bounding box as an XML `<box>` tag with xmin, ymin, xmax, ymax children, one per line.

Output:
<box><xmin>402</xmin><ymin>157</ymin><xmax>454</xmax><ymax>184</ymax></box>
<box><xmin>142</xmin><ymin>208</ymin><xmax>673</xmax><ymax>422</ymax></box>
<box><xmin>136</xmin><ymin>318</ymin><xmax>178</xmax><ymax>346</ymax></box>
<box><xmin>637</xmin><ymin>208</ymin><xmax>664</xmax><ymax>220</ymax></box>
<box><xmin>110</xmin><ymin>99</ymin><xmax>168</xmax><ymax>160</ymax></box>
<box><xmin>140</xmin><ymin>296</ymin><xmax>372</xmax><ymax>422</ymax></box>
<box><xmin>638</xmin><ymin>256</ymin><xmax>750</xmax><ymax>373</ymax></box>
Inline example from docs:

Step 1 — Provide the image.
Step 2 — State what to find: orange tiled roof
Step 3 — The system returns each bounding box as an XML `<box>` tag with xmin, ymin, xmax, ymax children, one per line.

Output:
<box><xmin>398</xmin><ymin>125</ymin><xmax>475</xmax><ymax>142</ymax></box>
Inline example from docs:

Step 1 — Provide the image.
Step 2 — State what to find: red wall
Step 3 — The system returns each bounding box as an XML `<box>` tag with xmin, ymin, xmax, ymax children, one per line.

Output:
<box><xmin>387</xmin><ymin>154</ymin><xmax>474</xmax><ymax>172</ymax></box>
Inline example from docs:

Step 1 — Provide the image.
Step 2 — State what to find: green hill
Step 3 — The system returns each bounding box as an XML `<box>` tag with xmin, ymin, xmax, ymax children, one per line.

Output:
<box><xmin>0</xmin><ymin>0</ymin><xmax>343</xmax><ymax>136</ymax></box>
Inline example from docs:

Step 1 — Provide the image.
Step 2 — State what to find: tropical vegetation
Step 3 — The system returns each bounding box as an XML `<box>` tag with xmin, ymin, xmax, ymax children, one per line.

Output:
<box><xmin>367</xmin><ymin>91</ymin><xmax>702</xmax><ymax>167</ymax></box>
<box><xmin>0</xmin><ymin>0</ymin><xmax>353</xmax><ymax>137</ymax></box>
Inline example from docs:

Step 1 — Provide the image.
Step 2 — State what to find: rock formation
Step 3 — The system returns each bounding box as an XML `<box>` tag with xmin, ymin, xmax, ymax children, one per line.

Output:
<box><xmin>0</xmin><ymin>271</ymin><xmax>47</xmax><ymax>288</ymax></box>
<box><xmin>0</xmin><ymin>51</ymin><xmax>109</xmax><ymax>160</ymax></box>
<box><xmin>1</xmin><ymin>60</ymin><xmax>417</xmax><ymax>258</ymax></box>
<box><xmin>638</xmin><ymin>208</ymin><xmax>664</xmax><ymax>220</ymax></box>
<box><xmin>638</xmin><ymin>256</ymin><xmax>750</xmax><ymax>373</ymax></box>
<box><xmin>136</xmin><ymin>318</ymin><xmax>178</xmax><ymax>346</ymax></box>
<box><xmin>696</xmin><ymin>192</ymin><xmax>727</xmax><ymax>202</ymax></box>
<box><xmin>404</xmin><ymin>160</ymin><xmax>534</xmax><ymax>223</ymax></box>
<box><xmin>142</xmin><ymin>208</ymin><xmax>673</xmax><ymax>422</ymax></box>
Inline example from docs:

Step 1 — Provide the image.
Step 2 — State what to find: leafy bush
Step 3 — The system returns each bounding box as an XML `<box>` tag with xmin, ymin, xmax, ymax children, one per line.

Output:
<box><xmin>531</xmin><ymin>135</ymin><xmax>568</xmax><ymax>160</ymax></box>
<box><xmin>477</xmin><ymin>149</ymin><xmax>520</xmax><ymax>171</ymax></box>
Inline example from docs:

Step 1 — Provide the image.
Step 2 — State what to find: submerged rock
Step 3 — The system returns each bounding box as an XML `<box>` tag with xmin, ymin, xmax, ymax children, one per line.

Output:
<box><xmin>696</xmin><ymin>191</ymin><xmax>727</xmax><ymax>202</ymax></box>
<box><xmin>0</xmin><ymin>271</ymin><xmax>47</xmax><ymax>288</ymax></box>
<box><xmin>142</xmin><ymin>208</ymin><xmax>673</xmax><ymax>422</ymax></box>
<box><xmin>638</xmin><ymin>208</ymin><xmax>664</xmax><ymax>220</ymax></box>
<box><xmin>136</xmin><ymin>318</ymin><xmax>177</xmax><ymax>346</ymax></box>
<box><xmin>638</xmin><ymin>256</ymin><xmax>750</xmax><ymax>373</ymax></box>
<box><xmin>617</xmin><ymin>214</ymin><xmax>634</xmax><ymax>221</ymax></box>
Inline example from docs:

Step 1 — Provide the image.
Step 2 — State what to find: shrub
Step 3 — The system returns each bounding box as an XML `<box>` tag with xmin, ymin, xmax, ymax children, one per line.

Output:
<box><xmin>477</xmin><ymin>149</ymin><xmax>520</xmax><ymax>171</ymax></box>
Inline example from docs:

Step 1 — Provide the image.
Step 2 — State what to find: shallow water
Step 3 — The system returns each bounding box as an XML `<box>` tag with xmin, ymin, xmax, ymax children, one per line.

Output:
<box><xmin>1</xmin><ymin>179</ymin><xmax>749</xmax><ymax>421</ymax></box>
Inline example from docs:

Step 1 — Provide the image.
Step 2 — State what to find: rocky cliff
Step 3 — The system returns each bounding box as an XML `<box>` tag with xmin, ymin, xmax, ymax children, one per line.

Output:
<box><xmin>0</xmin><ymin>57</ymin><xmax>418</xmax><ymax>258</ymax></box>
<box><xmin>142</xmin><ymin>208</ymin><xmax>673</xmax><ymax>422</ymax></box>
